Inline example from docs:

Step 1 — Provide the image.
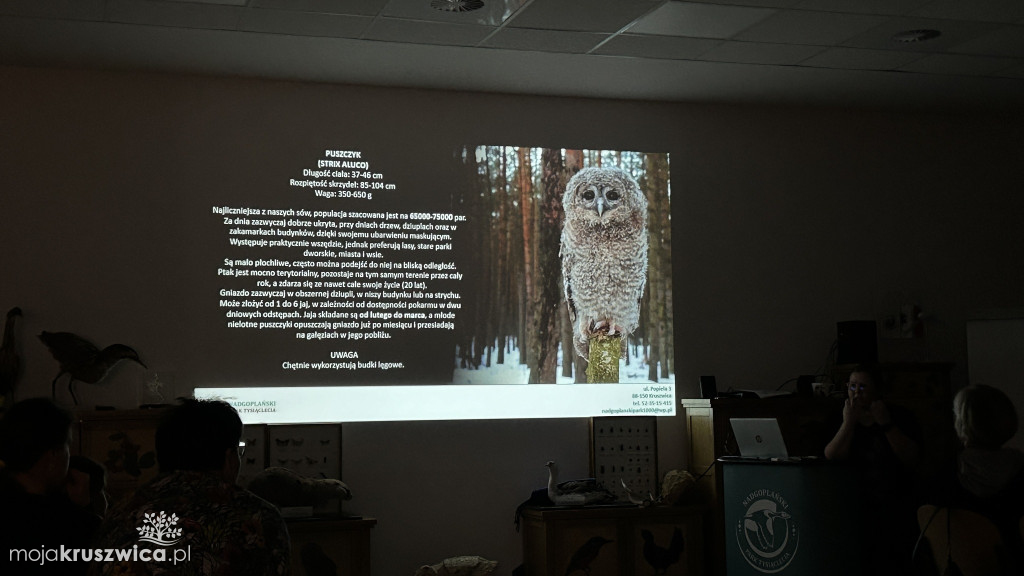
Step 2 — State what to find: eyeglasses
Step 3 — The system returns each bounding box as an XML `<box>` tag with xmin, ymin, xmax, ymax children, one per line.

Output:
<box><xmin>237</xmin><ymin>441</ymin><xmax>246</xmax><ymax>457</ymax></box>
<box><xmin>847</xmin><ymin>382</ymin><xmax>869</xmax><ymax>392</ymax></box>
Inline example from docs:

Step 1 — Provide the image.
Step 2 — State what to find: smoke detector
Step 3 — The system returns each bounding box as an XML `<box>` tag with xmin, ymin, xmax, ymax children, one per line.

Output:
<box><xmin>431</xmin><ymin>0</ymin><xmax>485</xmax><ymax>12</ymax></box>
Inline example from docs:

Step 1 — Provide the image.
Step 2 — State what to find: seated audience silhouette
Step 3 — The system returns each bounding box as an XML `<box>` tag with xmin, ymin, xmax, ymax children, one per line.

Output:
<box><xmin>90</xmin><ymin>398</ymin><xmax>290</xmax><ymax>575</ymax></box>
<box><xmin>0</xmin><ymin>397</ymin><xmax>98</xmax><ymax>575</ymax></box>
<box><xmin>952</xmin><ymin>384</ymin><xmax>1024</xmax><ymax>556</ymax></box>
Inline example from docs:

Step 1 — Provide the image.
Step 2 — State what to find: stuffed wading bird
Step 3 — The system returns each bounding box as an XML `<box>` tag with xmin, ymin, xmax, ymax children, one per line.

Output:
<box><xmin>545</xmin><ymin>461</ymin><xmax>616</xmax><ymax>506</ymax></box>
<box><xmin>38</xmin><ymin>331</ymin><xmax>145</xmax><ymax>405</ymax></box>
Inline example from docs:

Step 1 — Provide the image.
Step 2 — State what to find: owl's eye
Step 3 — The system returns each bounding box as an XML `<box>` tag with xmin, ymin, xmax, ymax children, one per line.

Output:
<box><xmin>606</xmin><ymin>190</ymin><xmax>620</xmax><ymax>201</ymax></box>
<box><xmin>582</xmin><ymin>190</ymin><xmax>595</xmax><ymax>201</ymax></box>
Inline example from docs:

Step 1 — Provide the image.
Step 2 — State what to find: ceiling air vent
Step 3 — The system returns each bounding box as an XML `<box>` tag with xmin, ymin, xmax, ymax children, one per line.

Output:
<box><xmin>431</xmin><ymin>0</ymin><xmax>485</xmax><ymax>13</ymax></box>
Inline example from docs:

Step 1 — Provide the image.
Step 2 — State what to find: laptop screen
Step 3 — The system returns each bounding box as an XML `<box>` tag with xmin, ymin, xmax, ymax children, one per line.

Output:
<box><xmin>729</xmin><ymin>418</ymin><xmax>789</xmax><ymax>458</ymax></box>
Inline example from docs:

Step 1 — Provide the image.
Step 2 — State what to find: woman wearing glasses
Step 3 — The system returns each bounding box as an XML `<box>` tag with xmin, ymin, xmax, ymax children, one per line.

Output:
<box><xmin>825</xmin><ymin>365</ymin><xmax>920</xmax><ymax>465</ymax></box>
<box><xmin>824</xmin><ymin>365</ymin><xmax>922</xmax><ymax>575</ymax></box>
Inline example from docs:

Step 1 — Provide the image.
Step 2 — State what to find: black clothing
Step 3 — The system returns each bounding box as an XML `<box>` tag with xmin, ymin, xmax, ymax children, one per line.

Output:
<box><xmin>0</xmin><ymin>472</ymin><xmax>99</xmax><ymax>576</ymax></box>
<box><xmin>828</xmin><ymin>403</ymin><xmax>923</xmax><ymax>576</ymax></box>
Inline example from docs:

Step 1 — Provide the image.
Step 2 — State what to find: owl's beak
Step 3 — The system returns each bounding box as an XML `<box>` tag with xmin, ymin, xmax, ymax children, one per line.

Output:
<box><xmin>596</xmin><ymin>198</ymin><xmax>604</xmax><ymax>217</ymax></box>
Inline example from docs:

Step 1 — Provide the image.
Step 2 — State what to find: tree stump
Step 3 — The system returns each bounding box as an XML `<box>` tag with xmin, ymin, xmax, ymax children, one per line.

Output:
<box><xmin>586</xmin><ymin>334</ymin><xmax>620</xmax><ymax>383</ymax></box>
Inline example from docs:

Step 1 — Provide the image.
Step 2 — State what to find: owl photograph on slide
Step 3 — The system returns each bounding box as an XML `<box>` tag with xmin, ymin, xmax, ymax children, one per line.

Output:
<box><xmin>560</xmin><ymin>167</ymin><xmax>648</xmax><ymax>361</ymax></box>
<box><xmin>451</xmin><ymin>147</ymin><xmax>672</xmax><ymax>384</ymax></box>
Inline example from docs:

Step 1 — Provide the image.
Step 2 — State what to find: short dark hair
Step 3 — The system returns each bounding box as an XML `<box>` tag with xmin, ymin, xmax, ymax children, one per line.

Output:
<box><xmin>155</xmin><ymin>398</ymin><xmax>242</xmax><ymax>473</ymax></box>
<box><xmin>0</xmin><ymin>397</ymin><xmax>73</xmax><ymax>473</ymax></box>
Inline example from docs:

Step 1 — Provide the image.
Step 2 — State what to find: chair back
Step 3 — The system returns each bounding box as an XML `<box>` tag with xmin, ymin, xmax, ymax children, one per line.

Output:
<box><xmin>917</xmin><ymin>505</ymin><xmax>1005</xmax><ymax>576</ymax></box>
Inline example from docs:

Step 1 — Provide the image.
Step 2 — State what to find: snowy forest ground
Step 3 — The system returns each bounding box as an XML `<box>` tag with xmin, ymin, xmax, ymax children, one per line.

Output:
<box><xmin>452</xmin><ymin>342</ymin><xmax>675</xmax><ymax>384</ymax></box>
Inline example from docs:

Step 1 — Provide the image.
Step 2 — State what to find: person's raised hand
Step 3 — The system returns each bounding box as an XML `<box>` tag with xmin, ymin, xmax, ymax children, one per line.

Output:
<box><xmin>870</xmin><ymin>400</ymin><xmax>891</xmax><ymax>428</ymax></box>
<box><xmin>843</xmin><ymin>398</ymin><xmax>860</xmax><ymax>423</ymax></box>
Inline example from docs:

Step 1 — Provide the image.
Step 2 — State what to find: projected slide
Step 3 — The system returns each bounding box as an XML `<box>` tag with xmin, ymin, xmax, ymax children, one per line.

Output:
<box><xmin>211</xmin><ymin>149</ymin><xmax>461</xmax><ymax>373</ymax></box>
<box><xmin>197</xmin><ymin>145</ymin><xmax>675</xmax><ymax>423</ymax></box>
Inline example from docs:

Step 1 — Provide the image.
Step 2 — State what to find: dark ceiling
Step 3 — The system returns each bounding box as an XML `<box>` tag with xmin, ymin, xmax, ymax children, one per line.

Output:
<box><xmin>2</xmin><ymin>0</ymin><xmax>1023</xmax><ymax>109</ymax></box>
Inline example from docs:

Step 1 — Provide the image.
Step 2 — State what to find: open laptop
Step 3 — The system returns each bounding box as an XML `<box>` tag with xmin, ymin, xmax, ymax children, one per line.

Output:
<box><xmin>729</xmin><ymin>418</ymin><xmax>789</xmax><ymax>459</ymax></box>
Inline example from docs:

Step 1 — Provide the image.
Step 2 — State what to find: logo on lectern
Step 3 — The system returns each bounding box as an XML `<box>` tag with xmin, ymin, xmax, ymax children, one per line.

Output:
<box><xmin>735</xmin><ymin>489</ymin><xmax>799</xmax><ymax>573</ymax></box>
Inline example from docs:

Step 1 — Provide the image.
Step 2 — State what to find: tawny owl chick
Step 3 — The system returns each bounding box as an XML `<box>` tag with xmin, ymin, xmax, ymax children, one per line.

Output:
<box><xmin>560</xmin><ymin>167</ymin><xmax>648</xmax><ymax>361</ymax></box>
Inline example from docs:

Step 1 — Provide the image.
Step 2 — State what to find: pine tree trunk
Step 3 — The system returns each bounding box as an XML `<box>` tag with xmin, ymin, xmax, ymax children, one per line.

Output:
<box><xmin>529</xmin><ymin>148</ymin><xmax>565</xmax><ymax>383</ymax></box>
<box><xmin>559</xmin><ymin>305</ymin><xmax>574</xmax><ymax>379</ymax></box>
<box><xmin>517</xmin><ymin>148</ymin><xmax>534</xmax><ymax>368</ymax></box>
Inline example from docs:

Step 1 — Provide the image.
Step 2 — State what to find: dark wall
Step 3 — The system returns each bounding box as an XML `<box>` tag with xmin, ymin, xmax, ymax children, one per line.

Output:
<box><xmin>1</xmin><ymin>64</ymin><xmax>1022</xmax><ymax>574</ymax></box>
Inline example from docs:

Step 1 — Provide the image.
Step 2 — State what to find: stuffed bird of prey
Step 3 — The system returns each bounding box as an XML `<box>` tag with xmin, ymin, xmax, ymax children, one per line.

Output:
<box><xmin>39</xmin><ymin>331</ymin><xmax>145</xmax><ymax>405</ymax></box>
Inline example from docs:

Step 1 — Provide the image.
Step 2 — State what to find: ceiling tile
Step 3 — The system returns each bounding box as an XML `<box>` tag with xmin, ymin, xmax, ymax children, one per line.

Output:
<box><xmin>507</xmin><ymin>0</ymin><xmax>662</xmax><ymax>33</ymax></box>
<box><xmin>993</xmin><ymin>61</ymin><xmax>1024</xmax><ymax>78</ymax></box>
<box><xmin>842</xmin><ymin>17</ymin><xmax>1001</xmax><ymax>53</ymax></box>
<box><xmin>794</xmin><ymin>0</ymin><xmax>930</xmax><ymax>16</ymax></box>
<box><xmin>910</xmin><ymin>0</ymin><xmax>1024</xmax><ymax>24</ymax></box>
<box><xmin>735</xmin><ymin>10</ymin><xmax>888</xmax><ymax>45</ymax></box>
<box><xmin>800</xmin><ymin>46</ymin><xmax>925</xmax><ymax>70</ymax></box>
<box><xmin>593</xmin><ymin>33</ymin><xmax>721</xmax><ymax>60</ymax></box>
<box><xmin>363</xmin><ymin>17</ymin><xmax>494</xmax><ymax>46</ymax></box>
<box><xmin>627</xmin><ymin>2</ymin><xmax>776</xmax><ymax>39</ymax></box>
<box><xmin>239</xmin><ymin>9</ymin><xmax>371</xmax><ymax>38</ymax></box>
<box><xmin>0</xmin><ymin>0</ymin><xmax>105</xmax><ymax>19</ymax></box>
<box><xmin>697</xmin><ymin>40</ymin><xmax>824</xmax><ymax>64</ymax></box>
<box><xmin>696</xmin><ymin>0</ymin><xmax>802</xmax><ymax>7</ymax></box>
<box><xmin>164</xmin><ymin>0</ymin><xmax>246</xmax><ymax>6</ymax></box>
<box><xmin>949</xmin><ymin>26</ymin><xmax>1024</xmax><ymax>58</ymax></box>
<box><xmin>106</xmin><ymin>0</ymin><xmax>241</xmax><ymax>30</ymax></box>
<box><xmin>381</xmin><ymin>0</ymin><xmax>530</xmax><ymax>26</ymax></box>
<box><xmin>898</xmin><ymin>53</ymin><xmax>1020</xmax><ymax>76</ymax></box>
<box><xmin>481</xmin><ymin>28</ymin><xmax>606</xmax><ymax>53</ymax></box>
<box><xmin>250</xmin><ymin>0</ymin><xmax>390</xmax><ymax>17</ymax></box>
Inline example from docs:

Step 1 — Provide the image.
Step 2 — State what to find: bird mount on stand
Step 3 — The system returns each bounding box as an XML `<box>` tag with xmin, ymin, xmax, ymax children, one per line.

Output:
<box><xmin>39</xmin><ymin>331</ymin><xmax>146</xmax><ymax>407</ymax></box>
<box><xmin>585</xmin><ymin>333</ymin><xmax>620</xmax><ymax>383</ymax></box>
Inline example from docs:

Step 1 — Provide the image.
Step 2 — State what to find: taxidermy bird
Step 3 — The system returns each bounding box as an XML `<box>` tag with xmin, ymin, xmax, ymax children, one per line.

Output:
<box><xmin>247</xmin><ymin>466</ymin><xmax>352</xmax><ymax>509</ymax></box>
<box><xmin>0</xmin><ymin>307</ymin><xmax>22</xmax><ymax>404</ymax></box>
<box><xmin>641</xmin><ymin>528</ymin><xmax>685</xmax><ymax>575</ymax></box>
<box><xmin>415</xmin><ymin>555</ymin><xmax>498</xmax><ymax>576</ymax></box>
<box><xmin>545</xmin><ymin>461</ymin><xmax>615</xmax><ymax>506</ymax></box>
<box><xmin>564</xmin><ymin>536</ymin><xmax>612</xmax><ymax>576</ymax></box>
<box><xmin>38</xmin><ymin>331</ymin><xmax>145</xmax><ymax>405</ymax></box>
<box><xmin>560</xmin><ymin>167</ymin><xmax>648</xmax><ymax>360</ymax></box>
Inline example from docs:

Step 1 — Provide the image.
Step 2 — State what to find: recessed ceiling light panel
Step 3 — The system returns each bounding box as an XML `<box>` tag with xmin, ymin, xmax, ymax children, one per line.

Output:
<box><xmin>431</xmin><ymin>0</ymin><xmax>485</xmax><ymax>13</ymax></box>
<box><xmin>891</xmin><ymin>29</ymin><xmax>942</xmax><ymax>43</ymax></box>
